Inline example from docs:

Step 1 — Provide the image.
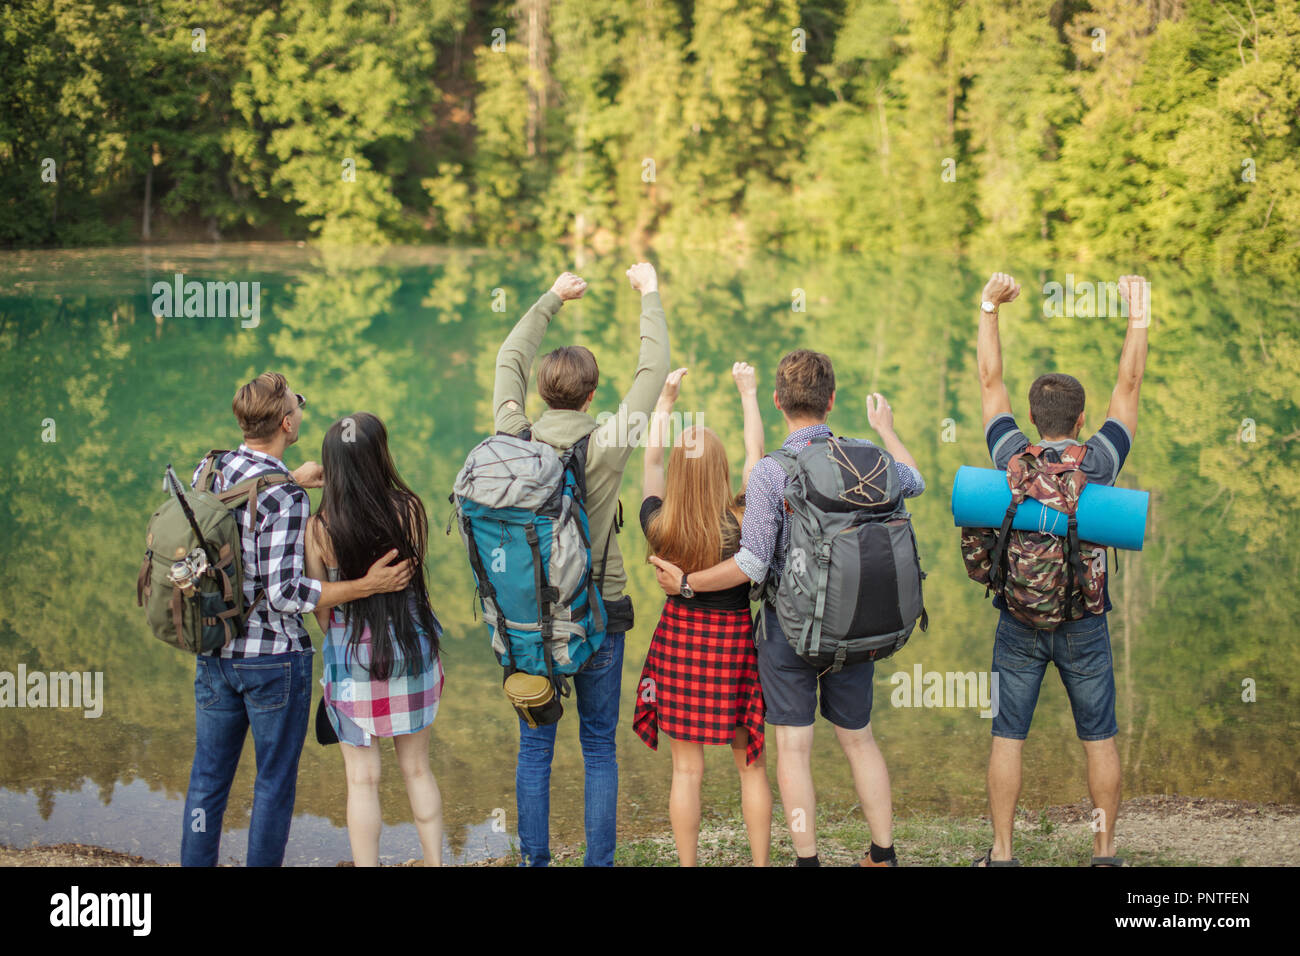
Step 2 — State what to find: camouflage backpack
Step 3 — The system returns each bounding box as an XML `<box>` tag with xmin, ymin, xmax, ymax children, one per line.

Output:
<box><xmin>960</xmin><ymin>444</ymin><xmax>1106</xmax><ymax>628</ymax></box>
<box><xmin>135</xmin><ymin>450</ymin><xmax>292</xmax><ymax>653</ymax></box>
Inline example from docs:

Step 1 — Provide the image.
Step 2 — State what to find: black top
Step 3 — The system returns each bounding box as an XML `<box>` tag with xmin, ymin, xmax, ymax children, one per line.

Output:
<box><xmin>640</xmin><ymin>496</ymin><xmax>751</xmax><ymax>611</ymax></box>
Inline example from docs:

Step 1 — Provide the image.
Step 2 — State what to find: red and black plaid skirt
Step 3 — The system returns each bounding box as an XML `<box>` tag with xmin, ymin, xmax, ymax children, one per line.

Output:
<box><xmin>633</xmin><ymin>599</ymin><xmax>765</xmax><ymax>765</ymax></box>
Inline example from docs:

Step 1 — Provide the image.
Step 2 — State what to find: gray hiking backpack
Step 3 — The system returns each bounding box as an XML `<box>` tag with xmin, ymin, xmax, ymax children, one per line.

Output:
<box><xmin>761</xmin><ymin>435</ymin><xmax>928</xmax><ymax>671</ymax></box>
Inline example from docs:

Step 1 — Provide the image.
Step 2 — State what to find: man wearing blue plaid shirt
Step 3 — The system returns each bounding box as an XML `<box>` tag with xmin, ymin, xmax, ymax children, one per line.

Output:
<box><xmin>180</xmin><ymin>372</ymin><xmax>414</xmax><ymax>867</ymax></box>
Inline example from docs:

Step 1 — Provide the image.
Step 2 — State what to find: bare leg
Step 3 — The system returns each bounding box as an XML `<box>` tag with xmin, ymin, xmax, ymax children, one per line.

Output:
<box><xmin>833</xmin><ymin>721</ymin><xmax>893</xmax><ymax>852</ymax></box>
<box><xmin>394</xmin><ymin>725</ymin><xmax>443</xmax><ymax>867</ymax></box>
<box><xmin>772</xmin><ymin>724</ymin><xmax>817</xmax><ymax>858</ymax></box>
<box><xmin>668</xmin><ymin>737</ymin><xmax>705</xmax><ymax>866</ymax></box>
<box><xmin>731</xmin><ymin>727</ymin><xmax>772</xmax><ymax>866</ymax></box>
<box><xmin>983</xmin><ymin>736</ymin><xmax>1023</xmax><ymax>864</ymax></box>
<box><xmin>1082</xmin><ymin>736</ymin><xmax>1121</xmax><ymax>860</ymax></box>
<box><xmin>340</xmin><ymin>740</ymin><xmax>382</xmax><ymax>866</ymax></box>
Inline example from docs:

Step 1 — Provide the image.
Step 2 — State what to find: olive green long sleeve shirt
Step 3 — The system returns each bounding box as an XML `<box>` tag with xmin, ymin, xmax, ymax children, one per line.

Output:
<box><xmin>493</xmin><ymin>289</ymin><xmax>671</xmax><ymax>604</ymax></box>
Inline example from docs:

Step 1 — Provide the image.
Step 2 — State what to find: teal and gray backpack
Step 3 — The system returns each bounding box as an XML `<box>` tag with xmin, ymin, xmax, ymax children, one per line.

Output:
<box><xmin>136</xmin><ymin>450</ymin><xmax>291</xmax><ymax>653</ymax></box>
<box><xmin>760</xmin><ymin>435</ymin><xmax>928</xmax><ymax>671</ymax></box>
<box><xmin>452</xmin><ymin>429</ymin><xmax>607</xmax><ymax>686</ymax></box>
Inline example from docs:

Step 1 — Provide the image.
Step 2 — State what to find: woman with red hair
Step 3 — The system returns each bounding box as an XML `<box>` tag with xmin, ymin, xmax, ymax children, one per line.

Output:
<box><xmin>635</xmin><ymin>363</ymin><xmax>771</xmax><ymax>866</ymax></box>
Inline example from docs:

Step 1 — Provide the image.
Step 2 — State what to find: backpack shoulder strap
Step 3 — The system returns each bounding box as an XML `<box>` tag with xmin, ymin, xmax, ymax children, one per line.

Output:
<box><xmin>216</xmin><ymin>470</ymin><xmax>295</xmax><ymax>528</ymax></box>
<box><xmin>561</xmin><ymin>434</ymin><xmax>592</xmax><ymax>504</ymax></box>
<box><xmin>766</xmin><ymin>447</ymin><xmax>798</xmax><ymax>479</ymax></box>
<box><xmin>1058</xmin><ymin>443</ymin><xmax>1088</xmax><ymax>468</ymax></box>
<box><xmin>195</xmin><ymin>449</ymin><xmax>231</xmax><ymax>492</ymax></box>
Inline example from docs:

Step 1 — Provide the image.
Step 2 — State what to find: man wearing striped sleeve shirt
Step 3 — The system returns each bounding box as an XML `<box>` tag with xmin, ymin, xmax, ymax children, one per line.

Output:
<box><xmin>972</xmin><ymin>273</ymin><xmax>1147</xmax><ymax>867</ymax></box>
<box><xmin>180</xmin><ymin>372</ymin><xmax>414</xmax><ymax>867</ymax></box>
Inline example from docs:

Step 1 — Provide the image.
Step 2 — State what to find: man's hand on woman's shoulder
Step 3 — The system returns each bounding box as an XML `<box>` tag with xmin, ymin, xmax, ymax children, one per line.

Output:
<box><xmin>362</xmin><ymin>549</ymin><xmax>416</xmax><ymax>596</ymax></box>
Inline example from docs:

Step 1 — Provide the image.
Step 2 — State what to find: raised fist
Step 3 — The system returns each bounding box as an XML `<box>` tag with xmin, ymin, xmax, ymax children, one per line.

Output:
<box><xmin>1117</xmin><ymin>274</ymin><xmax>1149</xmax><ymax>325</ymax></box>
<box><xmin>626</xmin><ymin>262</ymin><xmax>658</xmax><ymax>295</ymax></box>
<box><xmin>732</xmin><ymin>361</ymin><xmax>757</xmax><ymax>397</ymax></box>
<box><xmin>550</xmin><ymin>272</ymin><xmax>588</xmax><ymax>301</ymax></box>
<box><xmin>981</xmin><ymin>272</ymin><xmax>1021</xmax><ymax>308</ymax></box>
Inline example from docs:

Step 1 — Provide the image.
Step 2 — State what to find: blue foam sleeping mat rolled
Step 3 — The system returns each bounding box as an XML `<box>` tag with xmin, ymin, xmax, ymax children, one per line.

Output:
<box><xmin>950</xmin><ymin>465</ymin><xmax>1148</xmax><ymax>550</ymax></box>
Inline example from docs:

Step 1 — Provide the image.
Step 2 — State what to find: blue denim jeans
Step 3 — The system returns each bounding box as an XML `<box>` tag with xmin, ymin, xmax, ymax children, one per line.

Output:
<box><xmin>990</xmin><ymin>610</ymin><xmax>1118</xmax><ymax>742</ymax></box>
<box><xmin>515</xmin><ymin>630</ymin><xmax>625</xmax><ymax>867</ymax></box>
<box><xmin>181</xmin><ymin>649</ymin><xmax>313</xmax><ymax>866</ymax></box>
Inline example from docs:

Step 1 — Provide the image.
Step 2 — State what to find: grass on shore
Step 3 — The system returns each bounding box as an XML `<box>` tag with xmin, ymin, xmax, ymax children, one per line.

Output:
<box><xmin>495</xmin><ymin>805</ymin><xmax>1202</xmax><ymax>867</ymax></box>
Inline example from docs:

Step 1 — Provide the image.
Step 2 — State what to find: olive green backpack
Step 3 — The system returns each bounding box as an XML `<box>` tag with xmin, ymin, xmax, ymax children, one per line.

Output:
<box><xmin>135</xmin><ymin>450</ymin><xmax>292</xmax><ymax>653</ymax></box>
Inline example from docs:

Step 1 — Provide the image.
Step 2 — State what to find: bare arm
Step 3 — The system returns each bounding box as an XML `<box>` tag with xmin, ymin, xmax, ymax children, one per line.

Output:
<box><xmin>303</xmin><ymin>517</ymin><xmax>334</xmax><ymax>633</ymax></box>
<box><xmin>643</xmin><ymin>367</ymin><xmax>688</xmax><ymax>502</ymax></box>
<box><xmin>732</xmin><ymin>362</ymin><xmax>764</xmax><ymax>492</ymax></box>
<box><xmin>1105</xmin><ymin>275</ymin><xmax>1150</xmax><ymax>439</ymax></box>
<box><xmin>649</xmin><ymin>554</ymin><xmax>751</xmax><ymax>594</ymax></box>
<box><xmin>977</xmin><ymin>272</ymin><xmax>1020</xmax><ymax>427</ymax></box>
<box><xmin>865</xmin><ymin>393</ymin><xmax>920</xmax><ymax>472</ymax></box>
<box><xmin>314</xmin><ymin>553</ymin><xmax>413</xmax><ymax>614</ymax></box>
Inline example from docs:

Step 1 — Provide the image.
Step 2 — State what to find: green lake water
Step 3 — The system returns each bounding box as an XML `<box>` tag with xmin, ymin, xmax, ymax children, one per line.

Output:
<box><xmin>0</xmin><ymin>243</ymin><xmax>1296</xmax><ymax>864</ymax></box>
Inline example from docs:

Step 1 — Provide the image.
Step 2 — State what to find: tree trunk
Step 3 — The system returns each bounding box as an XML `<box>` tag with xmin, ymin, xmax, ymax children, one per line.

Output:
<box><xmin>875</xmin><ymin>84</ymin><xmax>891</xmax><ymax>179</ymax></box>
<box><xmin>142</xmin><ymin>163</ymin><xmax>153</xmax><ymax>241</ymax></box>
<box><xmin>524</xmin><ymin>0</ymin><xmax>549</xmax><ymax>158</ymax></box>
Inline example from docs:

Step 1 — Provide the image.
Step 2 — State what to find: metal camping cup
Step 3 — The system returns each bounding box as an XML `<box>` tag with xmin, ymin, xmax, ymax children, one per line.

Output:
<box><xmin>503</xmin><ymin>672</ymin><xmax>563</xmax><ymax>728</ymax></box>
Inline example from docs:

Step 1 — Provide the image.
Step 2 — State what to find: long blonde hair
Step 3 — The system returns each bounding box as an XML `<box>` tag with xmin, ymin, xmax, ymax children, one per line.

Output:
<box><xmin>646</xmin><ymin>426</ymin><xmax>743</xmax><ymax>574</ymax></box>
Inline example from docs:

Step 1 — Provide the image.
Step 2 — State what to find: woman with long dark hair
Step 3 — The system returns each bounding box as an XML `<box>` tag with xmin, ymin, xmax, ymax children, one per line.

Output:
<box><xmin>634</xmin><ymin>363</ymin><xmax>772</xmax><ymax>866</ymax></box>
<box><xmin>304</xmin><ymin>412</ymin><xmax>445</xmax><ymax>866</ymax></box>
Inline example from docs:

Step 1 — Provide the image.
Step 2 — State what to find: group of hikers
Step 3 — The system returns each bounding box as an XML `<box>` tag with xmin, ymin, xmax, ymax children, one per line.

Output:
<box><xmin>174</xmin><ymin>261</ymin><xmax>1148</xmax><ymax>867</ymax></box>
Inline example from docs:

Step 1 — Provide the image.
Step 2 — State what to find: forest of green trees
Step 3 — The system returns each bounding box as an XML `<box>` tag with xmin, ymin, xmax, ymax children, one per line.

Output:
<box><xmin>3</xmin><ymin>0</ymin><xmax>1298</xmax><ymax>271</ymax></box>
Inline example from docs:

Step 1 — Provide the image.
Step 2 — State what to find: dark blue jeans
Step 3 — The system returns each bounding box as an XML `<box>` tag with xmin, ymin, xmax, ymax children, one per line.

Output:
<box><xmin>515</xmin><ymin>630</ymin><xmax>625</xmax><ymax>867</ymax></box>
<box><xmin>181</xmin><ymin>649</ymin><xmax>313</xmax><ymax>866</ymax></box>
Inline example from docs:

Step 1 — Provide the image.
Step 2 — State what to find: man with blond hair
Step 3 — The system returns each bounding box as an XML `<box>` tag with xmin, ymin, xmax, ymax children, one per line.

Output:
<box><xmin>181</xmin><ymin>372</ymin><xmax>413</xmax><ymax>867</ymax></box>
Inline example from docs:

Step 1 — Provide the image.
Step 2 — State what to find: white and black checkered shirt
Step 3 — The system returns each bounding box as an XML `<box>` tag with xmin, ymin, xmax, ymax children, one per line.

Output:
<box><xmin>190</xmin><ymin>445</ymin><xmax>321</xmax><ymax>658</ymax></box>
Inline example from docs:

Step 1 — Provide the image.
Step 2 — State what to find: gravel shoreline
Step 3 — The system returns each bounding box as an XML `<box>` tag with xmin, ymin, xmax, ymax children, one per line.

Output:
<box><xmin>4</xmin><ymin>795</ymin><xmax>1296</xmax><ymax>867</ymax></box>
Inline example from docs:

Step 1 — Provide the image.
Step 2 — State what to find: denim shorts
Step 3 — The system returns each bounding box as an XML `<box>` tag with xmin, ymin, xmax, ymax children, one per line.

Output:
<box><xmin>991</xmin><ymin>609</ymin><xmax>1118</xmax><ymax>741</ymax></box>
<box><xmin>757</xmin><ymin>605</ymin><xmax>875</xmax><ymax>729</ymax></box>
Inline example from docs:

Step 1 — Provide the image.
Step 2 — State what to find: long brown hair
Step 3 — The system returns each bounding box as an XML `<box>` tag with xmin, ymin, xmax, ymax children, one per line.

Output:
<box><xmin>646</xmin><ymin>425</ymin><xmax>743</xmax><ymax>574</ymax></box>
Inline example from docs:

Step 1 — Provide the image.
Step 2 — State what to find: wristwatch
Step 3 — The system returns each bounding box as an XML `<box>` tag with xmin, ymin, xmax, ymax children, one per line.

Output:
<box><xmin>981</xmin><ymin>300</ymin><xmax>997</xmax><ymax>313</ymax></box>
<box><xmin>679</xmin><ymin>574</ymin><xmax>695</xmax><ymax>599</ymax></box>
